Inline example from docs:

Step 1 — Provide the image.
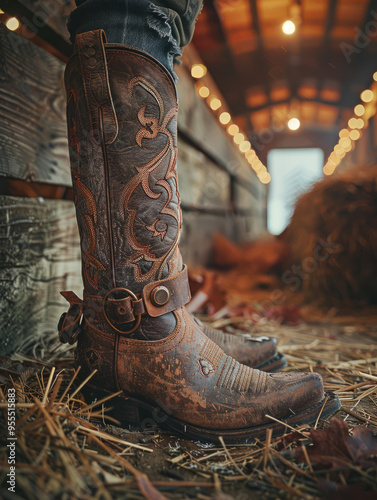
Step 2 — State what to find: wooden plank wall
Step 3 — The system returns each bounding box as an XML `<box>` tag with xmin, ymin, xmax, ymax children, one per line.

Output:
<box><xmin>0</xmin><ymin>14</ymin><xmax>265</xmax><ymax>354</ymax></box>
<box><xmin>0</xmin><ymin>26</ymin><xmax>70</xmax><ymax>185</ymax></box>
<box><xmin>0</xmin><ymin>197</ymin><xmax>81</xmax><ymax>354</ymax></box>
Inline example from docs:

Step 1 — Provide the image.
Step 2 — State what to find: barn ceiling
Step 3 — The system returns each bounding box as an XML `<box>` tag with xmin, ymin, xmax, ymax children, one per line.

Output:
<box><xmin>192</xmin><ymin>0</ymin><xmax>377</xmax><ymax>140</ymax></box>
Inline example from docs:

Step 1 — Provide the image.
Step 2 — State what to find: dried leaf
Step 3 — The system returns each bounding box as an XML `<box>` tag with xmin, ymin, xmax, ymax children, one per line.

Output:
<box><xmin>347</xmin><ymin>425</ymin><xmax>377</xmax><ymax>467</ymax></box>
<box><xmin>295</xmin><ymin>418</ymin><xmax>377</xmax><ymax>469</ymax></box>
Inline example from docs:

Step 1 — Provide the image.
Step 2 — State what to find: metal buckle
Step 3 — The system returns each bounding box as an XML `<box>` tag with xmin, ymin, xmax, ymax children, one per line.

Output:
<box><xmin>102</xmin><ymin>287</ymin><xmax>141</xmax><ymax>335</ymax></box>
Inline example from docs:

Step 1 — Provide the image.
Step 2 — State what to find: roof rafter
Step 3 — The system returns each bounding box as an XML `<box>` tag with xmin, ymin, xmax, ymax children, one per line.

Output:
<box><xmin>241</xmin><ymin>96</ymin><xmax>350</xmax><ymax>115</ymax></box>
<box><xmin>315</xmin><ymin>0</ymin><xmax>338</xmax><ymax>120</ymax></box>
<box><xmin>248</xmin><ymin>0</ymin><xmax>273</xmax><ymax>122</ymax></box>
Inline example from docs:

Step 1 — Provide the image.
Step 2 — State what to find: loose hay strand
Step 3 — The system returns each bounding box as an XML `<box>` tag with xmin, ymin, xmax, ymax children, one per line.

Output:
<box><xmin>1</xmin><ymin>310</ymin><xmax>377</xmax><ymax>499</ymax></box>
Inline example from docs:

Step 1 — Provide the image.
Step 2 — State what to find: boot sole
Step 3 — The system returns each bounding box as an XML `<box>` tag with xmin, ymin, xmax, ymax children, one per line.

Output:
<box><xmin>254</xmin><ymin>352</ymin><xmax>287</xmax><ymax>372</ymax></box>
<box><xmin>79</xmin><ymin>383</ymin><xmax>341</xmax><ymax>444</ymax></box>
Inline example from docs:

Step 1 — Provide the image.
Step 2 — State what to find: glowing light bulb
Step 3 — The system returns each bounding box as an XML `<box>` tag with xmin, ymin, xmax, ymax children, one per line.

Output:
<box><xmin>191</xmin><ymin>64</ymin><xmax>207</xmax><ymax>79</ymax></box>
<box><xmin>288</xmin><ymin>117</ymin><xmax>300</xmax><ymax>130</ymax></box>
<box><xmin>282</xmin><ymin>20</ymin><xmax>295</xmax><ymax>35</ymax></box>
<box><xmin>323</xmin><ymin>164</ymin><xmax>335</xmax><ymax>176</ymax></box>
<box><xmin>374</xmin><ymin>72</ymin><xmax>377</xmax><ymax>81</ymax></box>
<box><xmin>251</xmin><ymin>158</ymin><xmax>263</xmax><ymax>171</ymax></box>
<box><xmin>246</xmin><ymin>150</ymin><xmax>256</xmax><ymax>161</ymax></box>
<box><xmin>259</xmin><ymin>171</ymin><xmax>271</xmax><ymax>184</ymax></box>
<box><xmin>227</xmin><ymin>124</ymin><xmax>239</xmax><ymax>136</ymax></box>
<box><xmin>348</xmin><ymin>117</ymin><xmax>358</xmax><ymax>129</ymax></box>
<box><xmin>349</xmin><ymin>129</ymin><xmax>360</xmax><ymax>141</ymax></box>
<box><xmin>239</xmin><ymin>140</ymin><xmax>251</xmax><ymax>152</ymax></box>
<box><xmin>209</xmin><ymin>97</ymin><xmax>222</xmax><ymax>110</ymax></box>
<box><xmin>339</xmin><ymin>129</ymin><xmax>349</xmax><ymax>138</ymax></box>
<box><xmin>339</xmin><ymin>137</ymin><xmax>351</xmax><ymax>148</ymax></box>
<box><xmin>198</xmin><ymin>86</ymin><xmax>210</xmax><ymax>98</ymax></box>
<box><xmin>233</xmin><ymin>132</ymin><xmax>245</xmax><ymax>145</ymax></box>
<box><xmin>6</xmin><ymin>17</ymin><xmax>20</xmax><ymax>31</ymax></box>
<box><xmin>361</xmin><ymin>89</ymin><xmax>374</xmax><ymax>103</ymax></box>
<box><xmin>354</xmin><ymin>104</ymin><xmax>365</xmax><ymax>116</ymax></box>
<box><xmin>219</xmin><ymin>112</ymin><xmax>231</xmax><ymax>125</ymax></box>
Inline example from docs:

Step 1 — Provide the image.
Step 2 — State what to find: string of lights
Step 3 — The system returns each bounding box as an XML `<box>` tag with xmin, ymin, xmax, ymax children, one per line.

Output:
<box><xmin>324</xmin><ymin>73</ymin><xmax>377</xmax><ymax>176</ymax></box>
<box><xmin>189</xmin><ymin>9</ymin><xmax>306</xmax><ymax>187</ymax></box>
<box><xmin>191</xmin><ymin>63</ymin><xmax>271</xmax><ymax>185</ymax></box>
<box><xmin>3</xmin><ymin>15</ymin><xmax>20</xmax><ymax>31</ymax></box>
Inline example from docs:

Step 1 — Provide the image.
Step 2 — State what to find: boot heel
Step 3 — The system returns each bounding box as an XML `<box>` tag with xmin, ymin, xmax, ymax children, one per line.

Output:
<box><xmin>79</xmin><ymin>384</ymin><xmax>145</xmax><ymax>430</ymax></box>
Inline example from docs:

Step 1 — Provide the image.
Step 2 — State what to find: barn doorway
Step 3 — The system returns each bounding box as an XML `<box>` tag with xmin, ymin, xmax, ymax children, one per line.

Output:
<box><xmin>267</xmin><ymin>148</ymin><xmax>324</xmax><ymax>235</ymax></box>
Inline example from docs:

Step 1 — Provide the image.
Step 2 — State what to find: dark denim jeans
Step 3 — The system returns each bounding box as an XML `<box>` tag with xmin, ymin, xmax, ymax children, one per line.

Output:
<box><xmin>68</xmin><ymin>0</ymin><xmax>203</xmax><ymax>80</ymax></box>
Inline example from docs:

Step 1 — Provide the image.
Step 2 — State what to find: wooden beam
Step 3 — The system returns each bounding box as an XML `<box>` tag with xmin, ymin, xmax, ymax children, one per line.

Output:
<box><xmin>238</xmin><ymin>96</ymin><xmax>350</xmax><ymax>115</ymax></box>
<box><xmin>248</xmin><ymin>0</ymin><xmax>272</xmax><ymax>124</ymax></box>
<box><xmin>323</xmin><ymin>0</ymin><xmax>338</xmax><ymax>43</ymax></box>
<box><xmin>249</xmin><ymin>0</ymin><xmax>263</xmax><ymax>49</ymax></box>
<box><xmin>361</xmin><ymin>0</ymin><xmax>377</xmax><ymax>32</ymax></box>
<box><xmin>207</xmin><ymin>0</ymin><xmax>239</xmax><ymax>76</ymax></box>
<box><xmin>335</xmin><ymin>83</ymin><xmax>349</xmax><ymax>126</ymax></box>
<box><xmin>0</xmin><ymin>0</ymin><xmax>72</xmax><ymax>58</ymax></box>
<box><xmin>316</xmin><ymin>0</ymin><xmax>338</xmax><ymax>102</ymax></box>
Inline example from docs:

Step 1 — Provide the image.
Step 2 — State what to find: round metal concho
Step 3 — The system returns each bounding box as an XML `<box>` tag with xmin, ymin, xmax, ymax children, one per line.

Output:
<box><xmin>151</xmin><ymin>286</ymin><xmax>170</xmax><ymax>307</ymax></box>
<box><xmin>103</xmin><ymin>287</ymin><xmax>141</xmax><ymax>335</ymax></box>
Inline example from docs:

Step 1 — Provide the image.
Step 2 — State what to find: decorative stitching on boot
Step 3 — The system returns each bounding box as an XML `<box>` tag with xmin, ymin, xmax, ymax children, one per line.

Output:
<box><xmin>216</xmin><ymin>357</ymin><xmax>236</xmax><ymax>390</ymax></box>
<box><xmin>199</xmin><ymin>338</ymin><xmax>224</xmax><ymax>371</ymax></box>
<box><xmin>216</xmin><ymin>356</ymin><xmax>267</xmax><ymax>394</ymax></box>
<box><xmin>117</xmin><ymin>76</ymin><xmax>180</xmax><ymax>283</ymax></box>
<box><xmin>234</xmin><ymin>362</ymin><xmax>253</xmax><ymax>393</ymax></box>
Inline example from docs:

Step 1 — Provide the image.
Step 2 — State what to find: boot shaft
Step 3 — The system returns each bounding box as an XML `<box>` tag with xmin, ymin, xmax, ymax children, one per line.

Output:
<box><xmin>62</xmin><ymin>30</ymin><xmax>189</xmax><ymax>340</ymax></box>
<box><xmin>65</xmin><ymin>30</ymin><xmax>182</xmax><ymax>297</ymax></box>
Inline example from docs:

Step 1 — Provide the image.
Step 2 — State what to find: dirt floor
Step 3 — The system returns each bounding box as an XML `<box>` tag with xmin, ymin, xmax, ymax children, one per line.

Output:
<box><xmin>1</xmin><ymin>305</ymin><xmax>377</xmax><ymax>500</ymax></box>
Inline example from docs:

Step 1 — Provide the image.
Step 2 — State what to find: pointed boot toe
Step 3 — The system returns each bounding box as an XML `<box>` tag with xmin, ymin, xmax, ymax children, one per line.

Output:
<box><xmin>263</xmin><ymin>371</ymin><xmax>325</xmax><ymax>418</ymax></box>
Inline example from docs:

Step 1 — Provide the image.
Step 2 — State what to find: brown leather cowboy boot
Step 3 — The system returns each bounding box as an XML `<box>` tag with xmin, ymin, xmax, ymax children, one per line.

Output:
<box><xmin>59</xmin><ymin>30</ymin><xmax>340</xmax><ymax>443</ymax></box>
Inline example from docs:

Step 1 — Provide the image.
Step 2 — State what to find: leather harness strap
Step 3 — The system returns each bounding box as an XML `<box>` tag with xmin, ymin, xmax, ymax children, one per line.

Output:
<box><xmin>75</xmin><ymin>29</ymin><xmax>118</xmax><ymax>145</ymax></box>
<box><xmin>58</xmin><ymin>266</ymin><xmax>191</xmax><ymax>342</ymax></box>
<box><xmin>143</xmin><ymin>266</ymin><xmax>191</xmax><ymax>317</ymax></box>
<box><xmin>58</xmin><ymin>291</ymin><xmax>83</xmax><ymax>344</ymax></box>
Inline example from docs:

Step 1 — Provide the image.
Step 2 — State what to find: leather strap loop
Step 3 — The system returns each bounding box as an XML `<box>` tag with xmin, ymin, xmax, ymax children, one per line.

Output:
<box><xmin>102</xmin><ymin>287</ymin><xmax>142</xmax><ymax>334</ymax></box>
<box><xmin>58</xmin><ymin>291</ymin><xmax>83</xmax><ymax>344</ymax></box>
<box><xmin>104</xmin><ymin>295</ymin><xmax>146</xmax><ymax>326</ymax></box>
<box><xmin>143</xmin><ymin>265</ymin><xmax>191</xmax><ymax>317</ymax></box>
<box><xmin>107</xmin><ymin>296</ymin><xmax>137</xmax><ymax>324</ymax></box>
<box><xmin>75</xmin><ymin>29</ymin><xmax>118</xmax><ymax>145</ymax></box>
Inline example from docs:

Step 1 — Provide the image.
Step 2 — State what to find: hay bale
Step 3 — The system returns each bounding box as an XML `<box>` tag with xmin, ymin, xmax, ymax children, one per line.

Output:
<box><xmin>281</xmin><ymin>165</ymin><xmax>377</xmax><ymax>305</ymax></box>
